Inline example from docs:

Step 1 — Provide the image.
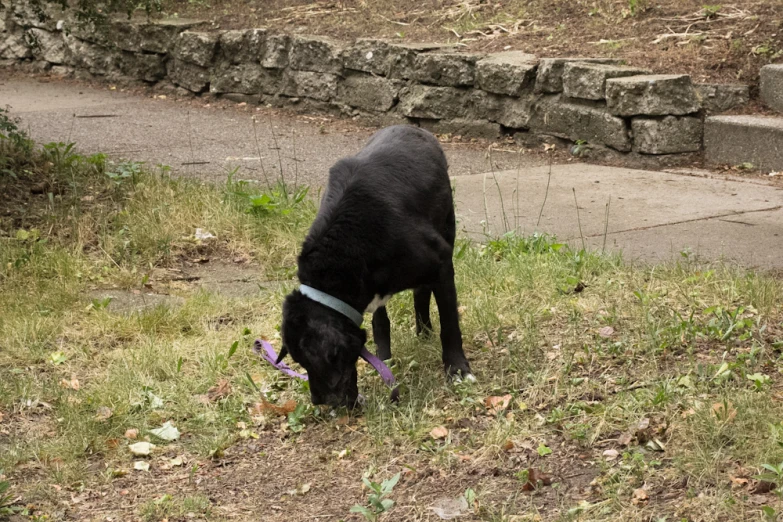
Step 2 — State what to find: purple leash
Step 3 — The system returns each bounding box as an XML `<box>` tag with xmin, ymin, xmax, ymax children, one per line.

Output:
<box><xmin>253</xmin><ymin>339</ymin><xmax>400</xmax><ymax>401</ymax></box>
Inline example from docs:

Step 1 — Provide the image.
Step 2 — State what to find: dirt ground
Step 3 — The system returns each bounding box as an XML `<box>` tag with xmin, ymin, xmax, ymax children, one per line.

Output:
<box><xmin>164</xmin><ymin>0</ymin><xmax>783</xmax><ymax>87</ymax></box>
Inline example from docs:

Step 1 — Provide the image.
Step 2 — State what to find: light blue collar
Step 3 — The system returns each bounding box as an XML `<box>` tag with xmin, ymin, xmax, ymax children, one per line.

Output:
<box><xmin>299</xmin><ymin>285</ymin><xmax>364</xmax><ymax>327</ymax></box>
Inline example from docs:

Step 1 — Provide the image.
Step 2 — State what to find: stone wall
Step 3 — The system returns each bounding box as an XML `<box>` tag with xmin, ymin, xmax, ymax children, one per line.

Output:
<box><xmin>0</xmin><ymin>2</ymin><xmax>751</xmax><ymax>162</ymax></box>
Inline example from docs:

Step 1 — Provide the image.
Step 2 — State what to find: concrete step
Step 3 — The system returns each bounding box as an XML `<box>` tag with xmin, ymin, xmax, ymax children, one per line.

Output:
<box><xmin>704</xmin><ymin>115</ymin><xmax>783</xmax><ymax>172</ymax></box>
<box><xmin>761</xmin><ymin>64</ymin><xmax>783</xmax><ymax>113</ymax></box>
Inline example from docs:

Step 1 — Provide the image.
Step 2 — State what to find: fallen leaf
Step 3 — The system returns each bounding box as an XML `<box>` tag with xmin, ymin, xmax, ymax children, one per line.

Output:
<box><xmin>194</xmin><ymin>228</ymin><xmax>215</xmax><ymax>240</ymax></box>
<box><xmin>602</xmin><ymin>449</ymin><xmax>619</xmax><ymax>461</ymax></box>
<box><xmin>169</xmin><ymin>456</ymin><xmax>184</xmax><ymax>467</ymax></box>
<box><xmin>287</xmin><ymin>483</ymin><xmax>311</xmax><ymax>496</ymax></box>
<box><xmin>730</xmin><ymin>476</ymin><xmax>749</xmax><ymax>488</ymax></box>
<box><xmin>543</xmin><ymin>143</ymin><xmax>556</xmax><ymax>152</ymax></box>
<box><xmin>485</xmin><ymin>394</ymin><xmax>512</xmax><ymax>415</ymax></box>
<box><xmin>146</xmin><ymin>391</ymin><xmax>164</xmax><ymax>409</ymax></box>
<box><xmin>430</xmin><ymin>426</ymin><xmax>449</xmax><ymax>440</ymax></box>
<box><xmin>128</xmin><ymin>441</ymin><xmax>155</xmax><ymax>456</ymax></box>
<box><xmin>336</xmin><ymin>449</ymin><xmax>349</xmax><ymax>459</ymax></box>
<box><xmin>597</xmin><ymin>326</ymin><xmax>615</xmax><ymax>338</ymax></box>
<box><xmin>94</xmin><ymin>406</ymin><xmax>113</xmax><ymax>421</ymax></box>
<box><xmin>149</xmin><ymin>421</ymin><xmax>180</xmax><ymax>442</ymax></box>
<box><xmin>712</xmin><ymin>402</ymin><xmax>737</xmax><ymax>422</ymax></box>
<box><xmin>429</xmin><ymin>495</ymin><xmax>469</xmax><ymax>519</ymax></box>
<box><xmin>502</xmin><ymin>440</ymin><xmax>515</xmax><ymax>452</ymax></box>
<box><xmin>124</xmin><ymin>429</ymin><xmax>138</xmax><ymax>440</ymax></box>
<box><xmin>521</xmin><ymin>468</ymin><xmax>553</xmax><ymax>491</ymax></box>
<box><xmin>537</xmin><ymin>443</ymin><xmax>552</xmax><ymax>457</ymax></box>
<box><xmin>681</xmin><ymin>408</ymin><xmax>696</xmax><ymax>419</ymax></box>
<box><xmin>632</xmin><ymin>487</ymin><xmax>649</xmax><ymax>504</ymax></box>
<box><xmin>207</xmin><ymin>379</ymin><xmax>232</xmax><ymax>402</ymax></box>
<box><xmin>105</xmin><ymin>438</ymin><xmax>120</xmax><ymax>449</ymax></box>
<box><xmin>133</xmin><ymin>461</ymin><xmax>150</xmax><ymax>471</ymax></box>
<box><xmin>60</xmin><ymin>378</ymin><xmax>80</xmax><ymax>390</ymax></box>
<box><xmin>249</xmin><ymin>399</ymin><xmax>297</xmax><ymax>417</ymax></box>
<box><xmin>618</xmin><ymin>431</ymin><xmax>633</xmax><ymax>447</ymax></box>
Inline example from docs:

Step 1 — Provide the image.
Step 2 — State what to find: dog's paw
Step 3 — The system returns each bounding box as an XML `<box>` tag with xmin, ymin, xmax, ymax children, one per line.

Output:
<box><xmin>449</xmin><ymin>372</ymin><xmax>477</xmax><ymax>385</ymax></box>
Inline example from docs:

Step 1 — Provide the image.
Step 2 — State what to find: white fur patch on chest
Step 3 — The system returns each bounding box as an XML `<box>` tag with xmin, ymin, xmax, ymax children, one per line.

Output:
<box><xmin>365</xmin><ymin>294</ymin><xmax>392</xmax><ymax>313</ymax></box>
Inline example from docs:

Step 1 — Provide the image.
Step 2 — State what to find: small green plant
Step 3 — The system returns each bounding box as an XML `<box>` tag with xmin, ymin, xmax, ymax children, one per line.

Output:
<box><xmin>287</xmin><ymin>403</ymin><xmax>310</xmax><ymax>433</ymax></box>
<box><xmin>702</xmin><ymin>4</ymin><xmax>722</xmax><ymax>18</ymax></box>
<box><xmin>350</xmin><ymin>472</ymin><xmax>401</xmax><ymax>521</ymax></box>
<box><xmin>88</xmin><ymin>297</ymin><xmax>112</xmax><ymax>310</ymax></box>
<box><xmin>624</xmin><ymin>0</ymin><xmax>647</xmax><ymax>17</ymax></box>
<box><xmin>0</xmin><ymin>475</ymin><xmax>17</xmax><ymax>516</ymax></box>
<box><xmin>755</xmin><ymin>461</ymin><xmax>783</xmax><ymax>506</ymax></box>
<box><xmin>747</xmin><ymin>372</ymin><xmax>771</xmax><ymax>391</ymax></box>
<box><xmin>0</xmin><ymin>106</ymin><xmax>32</xmax><ymax>158</ymax></box>
<box><xmin>107</xmin><ymin>160</ymin><xmax>143</xmax><ymax>185</ymax></box>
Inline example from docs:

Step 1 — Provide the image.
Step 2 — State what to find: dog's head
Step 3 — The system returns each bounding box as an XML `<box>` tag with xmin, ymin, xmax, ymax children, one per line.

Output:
<box><xmin>280</xmin><ymin>290</ymin><xmax>366</xmax><ymax>407</ymax></box>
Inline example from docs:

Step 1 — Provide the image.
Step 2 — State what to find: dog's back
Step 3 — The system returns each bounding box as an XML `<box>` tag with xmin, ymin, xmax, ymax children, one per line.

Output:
<box><xmin>304</xmin><ymin>125</ymin><xmax>454</xmax><ymax>254</ymax></box>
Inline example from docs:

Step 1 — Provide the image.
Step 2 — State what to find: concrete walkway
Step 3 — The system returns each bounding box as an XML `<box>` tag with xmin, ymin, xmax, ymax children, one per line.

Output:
<box><xmin>3</xmin><ymin>75</ymin><xmax>783</xmax><ymax>269</ymax></box>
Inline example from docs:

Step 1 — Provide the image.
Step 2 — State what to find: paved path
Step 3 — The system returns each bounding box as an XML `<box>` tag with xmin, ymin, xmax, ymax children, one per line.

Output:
<box><xmin>4</xmin><ymin>75</ymin><xmax>783</xmax><ymax>269</ymax></box>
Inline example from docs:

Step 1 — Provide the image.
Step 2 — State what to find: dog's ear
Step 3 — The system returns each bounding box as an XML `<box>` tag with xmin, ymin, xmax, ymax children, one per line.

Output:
<box><xmin>276</xmin><ymin>345</ymin><xmax>289</xmax><ymax>364</ymax></box>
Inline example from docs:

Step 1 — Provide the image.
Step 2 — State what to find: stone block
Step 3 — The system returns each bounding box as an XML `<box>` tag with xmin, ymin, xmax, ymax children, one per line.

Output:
<box><xmin>50</xmin><ymin>65</ymin><xmax>74</xmax><ymax>77</ymax></box>
<box><xmin>289</xmin><ymin>35</ymin><xmax>343</xmax><ymax>73</ymax></box>
<box><xmin>118</xmin><ymin>51</ymin><xmax>166</xmax><ymax>82</ymax></box>
<box><xmin>167</xmin><ymin>58</ymin><xmax>210</xmax><ymax>92</ymax></box>
<box><xmin>535</xmin><ymin>57</ymin><xmax>620</xmax><ymax>93</ymax></box>
<box><xmin>113</xmin><ymin>20</ymin><xmax>189</xmax><ymax>54</ymax></box>
<box><xmin>464</xmin><ymin>90</ymin><xmax>533</xmax><ymax>129</ymax></box>
<box><xmin>262</xmin><ymin>34</ymin><xmax>290</xmax><ymax>69</ymax></box>
<box><xmin>419</xmin><ymin>118</ymin><xmax>501</xmax><ymax>140</ymax></box>
<box><xmin>475</xmin><ymin>51</ymin><xmax>537</xmax><ymax>96</ymax></box>
<box><xmin>631</xmin><ymin>115</ymin><xmax>702</xmax><ymax>154</ymax></box>
<box><xmin>210</xmin><ymin>63</ymin><xmax>281</xmax><ymax>95</ymax></box>
<box><xmin>28</xmin><ymin>28</ymin><xmax>65</xmax><ymax>64</ymax></box>
<box><xmin>0</xmin><ymin>30</ymin><xmax>31</xmax><ymax>59</ymax></box>
<box><xmin>9</xmin><ymin>1</ymin><xmax>61</xmax><ymax>30</ymax></box>
<box><xmin>761</xmin><ymin>65</ymin><xmax>783</xmax><ymax>113</ymax></box>
<box><xmin>388</xmin><ymin>42</ymin><xmax>448</xmax><ymax>79</ymax></box>
<box><xmin>340</xmin><ymin>40</ymin><xmax>450</xmax><ymax>79</ymax></box>
<box><xmin>174</xmin><ymin>31</ymin><xmax>217</xmax><ymax>67</ymax></box>
<box><xmin>705</xmin><ymin>115</ymin><xmax>783</xmax><ymax>171</ymax></box>
<box><xmin>398</xmin><ymin>84</ymin><xmax>467</xmax><ymax>119</ymax></box>
<box><xmin>62</xmin><ymin>34</ymin><xmax>116</xmax><ymax>75</ymax></box>
<box><xmin>338</xmin><ymin>73</ymin><xmax>400</xmax><ymax>112</ymax></box>
<box><xmin>562</xmin><ymin>62</ymin><xmax>650</xmax><ymax>100</ymax></box>
<box><xmin>696</xmin><ymin>83</ymin><xmax>750</xmax><ymax>113</ymax></box>
<box><xmin>221</xmin><ymin>92</ymin><xmax>262</xmax><ymax>104</ymax></box>
<box><xmin>606</xmin><ymin>74</ymin><xmax>700</xmax><ymax>116</ymax></box>
<box><xmin>281</xmin><ymin>70</ymin><xmax>338</xmax><ymax>101</ymax></box>
<box><xmin>343</xmin><ymin>39</ymin><xmax>444</xmax><ymax>77</ymax></box>
<box><xmin>217</xmin><ymin>28</ymin><xmax>266</xmax><ymax>64</ymax></box>
<box><xmin>413</xmin><ymin>52</ymin><xmax>482</xmax><ymax>86</ymax></box>
<box><xmin>529</xmin><ymin>96</ymin><xmax>631</xmax><ymax>151</ymax></box>
<box><xmin>494</xmin><ymin>95</ymin><xmax>535</xmax><ymax>129</ymax></box>
<box><xmin>342</xmin><ymin>38</ymin><xmax>401</xmax><ymax>75</ymax></box>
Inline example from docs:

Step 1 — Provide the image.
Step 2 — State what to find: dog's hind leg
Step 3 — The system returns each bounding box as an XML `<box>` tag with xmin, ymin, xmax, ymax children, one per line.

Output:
<box><xmin>372</xmin><ymin>306</ymin><xmax>392</xmax><ymax>361</ymax></box>
<box><xmin>413</xmin><ymin>286</ymin><xmax>433</xmax><ymax>337</ymax></box>
<box><xmin>433</xmin><ymin>262</ymin><xmax>473</xmax><ymax>381</ymax></box>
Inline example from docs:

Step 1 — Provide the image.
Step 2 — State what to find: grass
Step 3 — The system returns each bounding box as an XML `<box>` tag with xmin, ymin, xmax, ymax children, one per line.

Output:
<box><xmin>2</xmin><ymin>125</ymin><xmax>783</xmax><ymax>520</ymax></box>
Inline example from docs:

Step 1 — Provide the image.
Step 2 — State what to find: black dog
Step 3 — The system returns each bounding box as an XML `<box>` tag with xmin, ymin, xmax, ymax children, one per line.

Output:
<box><xmin>279</xmin><ymin>125</ymin><xmax>472</xmax><ymax>407</ymax></box>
